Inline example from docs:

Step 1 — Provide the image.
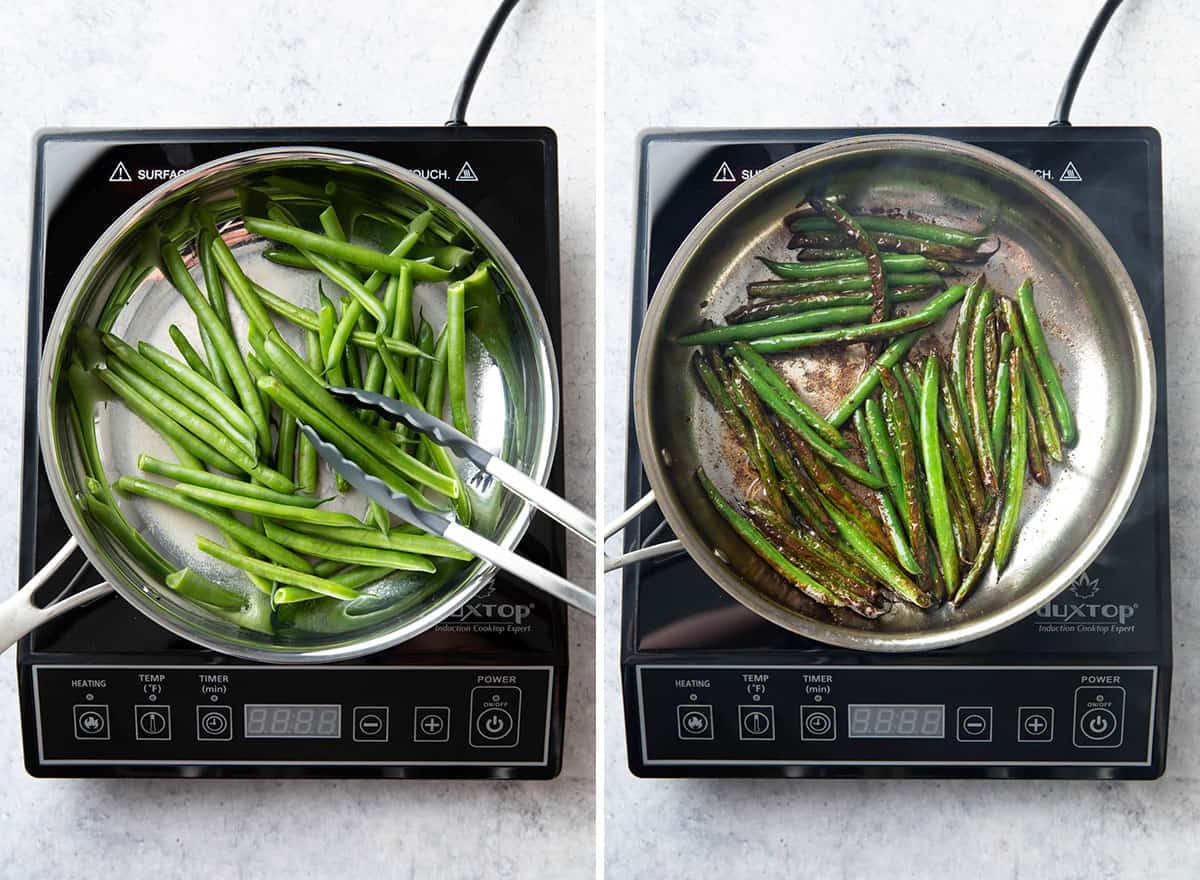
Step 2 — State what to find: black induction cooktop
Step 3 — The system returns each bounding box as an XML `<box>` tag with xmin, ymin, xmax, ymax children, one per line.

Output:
<box><xmin>17</xmin><ymin>127</ymin><xmax>568</xmax><ymax>779</ymax></box>
<box><xmin>620</xmin><ymin>127</ymin><xmax>1170</xmax><ymax>779</ymax></box>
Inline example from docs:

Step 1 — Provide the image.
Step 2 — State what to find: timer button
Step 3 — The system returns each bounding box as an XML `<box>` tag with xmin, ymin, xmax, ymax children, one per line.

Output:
<box><xmin>196</xmin><ymin>705</ymin><xmax>232</xmax><ymax>741</ymax></box>
<box><xmin>800</xmin><ymin>705</ymin><xmax>836</xmax><ymax>741</ymax></box>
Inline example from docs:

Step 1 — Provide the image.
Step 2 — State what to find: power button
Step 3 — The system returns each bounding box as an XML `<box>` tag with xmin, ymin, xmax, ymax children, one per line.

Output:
<box><xmin>469</xmin><ymin>686</ymin><xmax>521</xmax><ymax>748</ymax></box>
<box><xmin>1073</xmin><ymin>686</ymin><xmax>1125</xmax><ymax>748</ymax></box>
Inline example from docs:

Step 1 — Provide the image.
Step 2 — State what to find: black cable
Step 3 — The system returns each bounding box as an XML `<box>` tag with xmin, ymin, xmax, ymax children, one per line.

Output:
<box><xmin>446</xmin><ymin>0</ymin><xmax>522</xmax><ymax>127</ymax></box>
<box><xmin>1049</xmin><ymin>0</ymin><xmax>1126</xmax><ymax>126</ymax></box>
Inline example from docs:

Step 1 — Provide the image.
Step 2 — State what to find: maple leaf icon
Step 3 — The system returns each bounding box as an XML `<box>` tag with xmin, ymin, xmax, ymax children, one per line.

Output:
<box><xmin>1070</xmin><ymin>570</ymin><xmax>1101</xmax><ymax>600</ymax></box>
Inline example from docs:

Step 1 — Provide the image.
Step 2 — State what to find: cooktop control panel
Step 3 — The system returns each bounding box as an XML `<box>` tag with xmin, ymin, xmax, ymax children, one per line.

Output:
<box><xmin>32</xmin><ymin>665</ymin><xmax>553</xmax><ymax>768</ymax></box>
<box><xmin>634</xmin><ymin>665</ymin><xmax>1157</xmax><ymax>769</ymax></box>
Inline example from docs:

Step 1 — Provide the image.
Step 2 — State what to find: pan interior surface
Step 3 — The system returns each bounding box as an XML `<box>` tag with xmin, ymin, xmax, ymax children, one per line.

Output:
<box><xmin>635</xmin><ymin>135</ymin><xmax>1153</xmax><ymax>652</ymax></box>
<box><xmin>39</xmin><ymin>148</ymin><xmax>558</xmax><ymax>662</ymax></box>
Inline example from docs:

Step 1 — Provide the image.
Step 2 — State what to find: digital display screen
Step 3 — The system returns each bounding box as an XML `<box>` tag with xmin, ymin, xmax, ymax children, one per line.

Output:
<box><xmin>243</xmin><ymin>704</ymin><xmax>341</xmax><ymax>739</ymax></box>
<box><xmin>848</xmin><ymin>704</ymin><xmax>944</xmax><ymax>739</ymax></box>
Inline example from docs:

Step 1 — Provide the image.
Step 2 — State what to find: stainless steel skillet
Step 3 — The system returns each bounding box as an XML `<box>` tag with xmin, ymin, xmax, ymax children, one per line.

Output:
<box><xmin>2</xmin><ymin>146</ymin><xmax>564</xmax><ymax>661</ymax></box>
<box><xmin>619</xmin><ymin>134</ymin><xmax>1154</xmax><ymax>652</ymax></box>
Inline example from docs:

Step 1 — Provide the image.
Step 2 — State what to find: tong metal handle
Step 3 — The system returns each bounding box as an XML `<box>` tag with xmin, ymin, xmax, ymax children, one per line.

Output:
<box><xmin>328</xmin><ymin>386</ymin><xmax>596</xmax><ymax>544</ymax></box>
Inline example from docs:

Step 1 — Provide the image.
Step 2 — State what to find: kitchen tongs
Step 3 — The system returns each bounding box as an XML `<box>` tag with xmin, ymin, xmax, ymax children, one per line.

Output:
<box><xmin>297</xmin><ymin>386</ymin><xmax>596</xmax><ymax>616</ymax></box>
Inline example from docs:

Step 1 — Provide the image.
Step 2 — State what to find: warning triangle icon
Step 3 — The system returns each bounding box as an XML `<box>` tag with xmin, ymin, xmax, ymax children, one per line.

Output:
<box><xmin>712</xmin><ymin>161</ymin><xmax>736</xmax><ymax>183</ymax></box>
<box><xmin>1059</xmin><ymin>161</ymin><xmax>1082</xmax><ymax>183</ymax></box>
<box><xmin>109</xmin><ymin>161</ymin><xmax>132</xmax><ymax>182</ymax></box>
<box><xmin>455</xmin><ymin>161</ymin><xmax>479</xmax><ymax>182</ymax></box>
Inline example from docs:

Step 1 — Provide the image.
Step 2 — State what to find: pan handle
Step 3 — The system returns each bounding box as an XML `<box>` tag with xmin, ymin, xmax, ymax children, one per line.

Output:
<box><xmin>602</xmin><ymin>490</ymin><xmax>688</xmax><ymax>571</ymax></box>
<box><xmin>0</xmin><ymin>537</ymin><xmax>114</xmax><ymax>654</ymax></box>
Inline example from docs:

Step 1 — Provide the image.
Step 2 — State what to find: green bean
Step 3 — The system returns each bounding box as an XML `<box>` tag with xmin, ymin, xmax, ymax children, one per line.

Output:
<box><xmin>168</xmin><ymin>325</ymin><xmax>212</xmax><ymax>380</ymax></box>
<box><xmin>242</xmin><ymin>217</ymin><xmax>451</xmax><ymax>282</ymax></box>
<box><xmin>855</xmin><ymin>410</ymin><xmax>920</xmax><ymax>574</ymax></box>
<box><xmin>262</xmin><ymin>249</ymin><xmax>311</xmax><ymax>270</ymax></box>
<box><xmin>243</xmin><ymin>353</ymin><xmax>276</xmax><ymax>442</ymax></box>
<box><xmin>196</xmin><ymin>234</ymin><xmax>238</xmax><ymax>399</ymax></box>
<box><xmin>341</xmin><ymin>329</ymin><xmax>364</xmax><ymax>390</ymax></box>
<box><xmin>165</xmin><ymin>568</ymin><xmax>245</xmax><ymax>609</ymax></box>
<box><xmin>807</xmin><ymin>196</ymin><xmax>888</xmax><ymax>325</ymax></box>
<box><xmin>995</xmin><ymin>349</ymin><xmax>1028</xmax><ymax>570</ymax></box>
<box><xmin>951</xmin><ymin>275</ymin><xmax>984</xmax><ymax>447</ymax></box>
<box><xmin>820</xmin><ymin>494</ymin><xmax>931</xmax><ymax>609</ymax></box>
<box><xmin>413</xmin><ymin>320</ymin><xmax>437</xmax><ymax>402</ymax></box>
<box><xmin>101</xmin><ymin>333</ymin><xmax>256</xmax><ymax>457</ymax></box>
<box><xmin>1026</xmin><ymin>404</ymin><xmax>1051</xmax><ymax>486</ymax></box>
<box><xmin>941</xmin><ymin>442</ymin><xmax>978</xmax><ymax>563</ymax></box>
<box><xmin>879</xmin><ymin>371</ymin><xmax>930</xmax><ymax>575</ymax></box>
<box><xmin>79</xmin><ymin>491</ymin><xmax>173</xmax><ymax>579</ymax></box>
<box><xmin>990</xmin><ymin>331</ymin><xmax>1014</xmax><ymax>460</ymax></box>
<box><xmin>287</xmin><ymin>521</ymin><xmax>472</xmax><ymax>560</ymax></box>
<box><xmin>160</xmin><ymin>242</ymin><xmax>270</xmax><ymax>450</ymax></box>
<box><xmin>361</xmin><ymin>272</ymin><xmax>399</xmax><ymax>409</ymax></box>
<box><xmin>276</xmin><ymin>410</ymin><xmax>297</xmax><ymax>481</ymax></box>
<box><xmin>251</xmin><ymin>281</ymin><xmax>427</xmax><ymax>359</ymax></box>
<box><xmin>786</xmin><ymin>214</ymin><xmax>990</xmax><ymax>248</ymax></box>
<box><xmin>967</xmin><ymin>289</ymin><xmax>998</xmax><ymax>492</ymax></box>
<box><xmin>897</xmin><ymin>363</ymin><xmax>924</xmax><ymax>430</ymax></box>
<box><xmin>115</xmin><ymin>476</ymin><xmax>313</xmax><ymax>571</ymax></box>
<box><xmin>424</xmin><ymin>327</ymin><xmax>450</xmax><ymax>417</ymax></box>
<box><xmin>732</xmin><ymin>357</ymin><xmax>881</xmax><ymax>488</ymax></box>
<box><xmin>170</xmin><ymin>482</ymin><xmax>363</xmax><ymax>528</ymax></box>
<box><xmin>385</xmin><ymin>265</ymin><xmax>416</xmax><ymax>400</ymax></box>
<box><xmin>209</xmin><ymin>233</ymin><xmax>276</xmax><ymax>337</ymax></box>
<box><xmin>790</xmin><ymin>436</ymin><xmax>891</xmax><ymax>553</ymax></box>
<box><xmin>679</xmin><ymin>305</ymin><xmax>872</xmax><ymax>345</ymax></box>
<box><xmin>789</xmin><ymin>229</ymin><xmax>994</xmax><ymax>263</ymax></box>
<box><xmin>825</xmin><ymin>330</ymin><xmax>924</xmax><ymax>427</ymax></box>
<box><xmin>135</xmin><ymin>339</ymin><xmax>259</xmax><ymax>446</ymax></box>
<box><xmin>446</xmin><ymin>276</ymin><xmax>471</xmax><ymax>436</ymax></box>
<box><xmin>696</xmin><ymin>467</ymin><xmax>850</xmax><ymax>611</ymax></box>
<box><xmin>747</xmin><ymin>272</ymin><xmax>944</xmax><ymax>299</ymax></box>
<box><xmin>864</xmin><ymin>399</ymin><xmax>904</xmax><ymax>514</ymax></box>
<box><xmin>725</xmin><ymin>286</ymin><xmax>937</xmax><ymax>324</ymax></box>
<box><xmin>296</xmin><ymin>329</ymin><xmax>322</xmax><ymax>494</ymax></box>
<box><xmin>256</xmin><ymin>374</ymin><xmax>433</xmax><ymax>507</ymax></box>
<box><xmin>96</xmin><ymin>365</ymin><xmax>242</xmax><ymax>474</ymax></box>
<box><xmin>1016</xmin><ymin>278</ymin><xmax>1076</xmax><ymax>446</ymax></box>
<box><xmin>724</xmin><ymin>367</ymin><xmax>793</xmax><ymax>518</ymax></box>
<box><xmin>937</xmin><ymin>366</ymin><xmax>985</xmax><ymax>517</ymax></box>
<box><xmin>260</xmin><ymin>521</ymin><xmax>435</xmax><ymax>572</ymax></box>
<box><xmin>747</xmin><ymin>283</ymin><xmax>967</xmax><ymax>354</ymax></box>
<box><xmin>731</xmin><ymin>343</ymin><xmax>847</xmax><ymax>449</ymax></box>
<box><xmin>998</xmin><ymin>296</ymin><xmax>1063</xmax><ymax>463</ymax></box>
<box><xmin>197</xmin><ymin>537</ymin><xmax>365</xmax><ymax>601</ymax></box>
<box><xmin>758</xmin><ymin>253</ymin><xmax>936</xmax><ymax>280</ymax></box>
<box><xmin>919</xmin><ymin>355</ymin><xmax>959</xmax><ymax>593</ymax></box>
<box><xmin>953</xmin><ymin>503</ymin><xmax>1000</xmax><ymax>606</ymax></box>
<box><xmin>137</xmin><ymin>455</ymin><xmax>324</xmax><ymax>508</ymax></box>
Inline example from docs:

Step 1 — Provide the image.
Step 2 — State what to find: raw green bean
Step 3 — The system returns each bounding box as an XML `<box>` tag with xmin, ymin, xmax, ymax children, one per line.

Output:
<box><xmin>137</xmin><ymin>455</ymin><xmax>324</xmax><ymax>508</ymax></box>
<box><xmin>951</xmin><ymin>275</ymin><xmax>984</xmax><ymax>446</ymax></box>
<box><xmin>102</xmin><ymin>333</ymin><xmax>256</xmax><ymax>457</ymax></box>
<box><xmin>160</xmin><ymin>242</ymin><xmax>270</xmax><ymax>450</ymax></box>
<box><xmin>243</xmin><ymin>353</ymin><xmax>276</xmax><ymax>440</ymax></box>
<box><xmin>242</xmin><ymin>217</ymin><xmax>452</xmax><ymax>282</ymax></box>
<box><xmin>1016</xmin><ymin>278</ymin><xmax>1076</xmax><ymax>446</ymax></box>
<box><xmin>424</xmin><ymin>327</ymin><xmax>450</xmax><ymax>417</ymax></box>
<box><xmin>196</xmin><ymin>234</ymin><xmax>238</xmax><ymax>399</ymax></box>
<box><xmin>747</xmin><ymin>272</ymin><xmax>944</xmax><ymax>299</ymax></box>
<box><xmin>998</xmin><ymin>296</ymin><xmax>1063</xmax><ymax>463</ymax></box>
<box><xmin>446</xmin><ymin>276</ymin><xmax>471</xmax><ymax>436</ymax></box>
<box><xmin>968</xmin><ymin>289</ymin><xmax>998</xmax><ymax>492</ymax></box>
<box><xmin>288</xmin><ymin>521</ymin><xmax>472</xmax><ymax>560</ymax></box>
<box><xmin>731</xmin><ymin>343</ymin><xmax>847</xmax><ymax>449</ymax></box>
<box><xmin>277</xmin><ymin>410</ymin><xmax>297</xmax><ymax>481</ymax></box>
<box><xmin>260</xmin><ymin>521</ymin><xmax>435</xmax><ymax>572</ymax></box>
<box><xmin>165</xmin><ymin>568</ymin><xmax>245</xmax><ymax>609</ymax></box>
<box><xmin>679</xmin><ymin>305</ymin><xmax>872</xmax><ymax>345</ymax></box>
<box><xmin>209</xmin><ymin>233</ymin><xmax>276</xmax><ymax>337</ymax></box>
<box><xmin>747</xmin><ymin>283</ymin><xmax>967</xmax><ymax>354</ymax></box>
<box><xmin>360</xmin><ymin>272</ymin><xmax>398</xmax><ymax>408</ymax></box>
<box><xmin>855</xmin><ymin>410</ymin><xmax>920</xmax><ymax>574</ymax></box>
<box><xmin>953</xmin><ymin>503</ymin><xmax>1000</xmax><ymax>606</ymax></box>
<box><xmin>827</xmin><ymin>333</ymin><xmax>921</xmax><ymax>430</ymax></box>
<box><xmin>696</xmin><ymin>467</ymin><xmax>848</xmax><ymax>611</ymax></box>
<box><xmin>995</xmin><ymin>349</ymin><xmax>1028</xmax><ymax>570</ymax></box>
<box><xmin>919</xmin><ymin>355</ymin><xmax>959</xmax><ymax>593</ymax></box>
<box><xmin>79</xmin><ymin>491</ymin><xmax>173</xmax><ymax>579</ymax></box>
<box><xmin>168</xmin><ymin>325</ymin><xmax>212</xmax><ymax>380</ymax></box>
<box><xmin>171</xmin><ymin>482</ymin><xmax>364</xmax><ymax>528</ymax></box>
<box><xmin>758</xmin><ymin>253</ymin><xmax>934</xmax><ymax>280</ymax></box>
<box><xmin>135</xmin><ymin>339</ymin><xmax>259</xmax><ymax>445</ymax></box>
<box><xmin>733</xmin><ymin>357</ymin><xmax>882</xmax><ymax>488</ymax></box>
<box><xmin>787</xmin><ymin>214</ymin><xmax>990</xmax><ymax>248</ymax></box>
<box><xmin>990</xmin><ymin>331</ymin><xmax>1014</xmax><ymax>459</ymax></box>
<box><xmin>197</xmin><ymin>536</ymin><xmax>365</xmax><ymax>601</ymax></box>
<box><xmin>725</xmin><ymin>286</ymin><xmax>936</xmax><ymax>324</ymax></box>
<box><xmin>115</xmin><ymin>476</ymin><xmax>313</xmax><ymax>571</ymax></box>
<box><xmin>262</xmin><ymin>249</ymin><xmax>311</xmax><ymax>270</ymax></box>
<box><xmin>297</xmin><ymin>329</ymin><xmax>322</xmax><ymax>494</ymax></box>
<box><xmin>414</xmin><ymin>320</ymin><xmax>436</xmax><ymax>403</ymax></box>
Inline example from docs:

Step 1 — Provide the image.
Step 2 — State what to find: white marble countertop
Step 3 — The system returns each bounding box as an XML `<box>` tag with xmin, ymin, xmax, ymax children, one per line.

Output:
<box><xmin>0</xmin><ymin>2</ymin><xmax>594</xmax><ymax>878</ymax></box>
<box><xmin>604</xmin><ymin>1</ymin><xmax>1200</xmax><ymax>877</ymax></box>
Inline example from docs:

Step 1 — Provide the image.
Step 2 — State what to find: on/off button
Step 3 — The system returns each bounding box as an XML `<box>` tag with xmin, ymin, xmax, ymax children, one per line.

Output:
<box><xmin>469</xmin><ymin>686</ymin><xmax>522</xmax><ymax>748</ymax></box>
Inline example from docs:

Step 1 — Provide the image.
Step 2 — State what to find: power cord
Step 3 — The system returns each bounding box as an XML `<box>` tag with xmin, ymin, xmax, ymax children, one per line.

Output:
<box><xmin>446</xmin><ymin>0</ymin><xmax>522</xmax><ymax>127</ymax></box>
<box><xmin>1049</xmin><ymin>0</ymin><xmax>1126</xmax><ymax>126</ymax></box>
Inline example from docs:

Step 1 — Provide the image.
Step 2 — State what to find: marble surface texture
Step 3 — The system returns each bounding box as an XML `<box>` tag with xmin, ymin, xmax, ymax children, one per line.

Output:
<box><xmin>0</xmin><ymin>2</ymin><xmax>595</xmax><ymax>879</ymax></box>
<box><xmin>603</xmin><ymin>2</ymin><xmax>1200</xmax><ymax>878</ymax></box>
